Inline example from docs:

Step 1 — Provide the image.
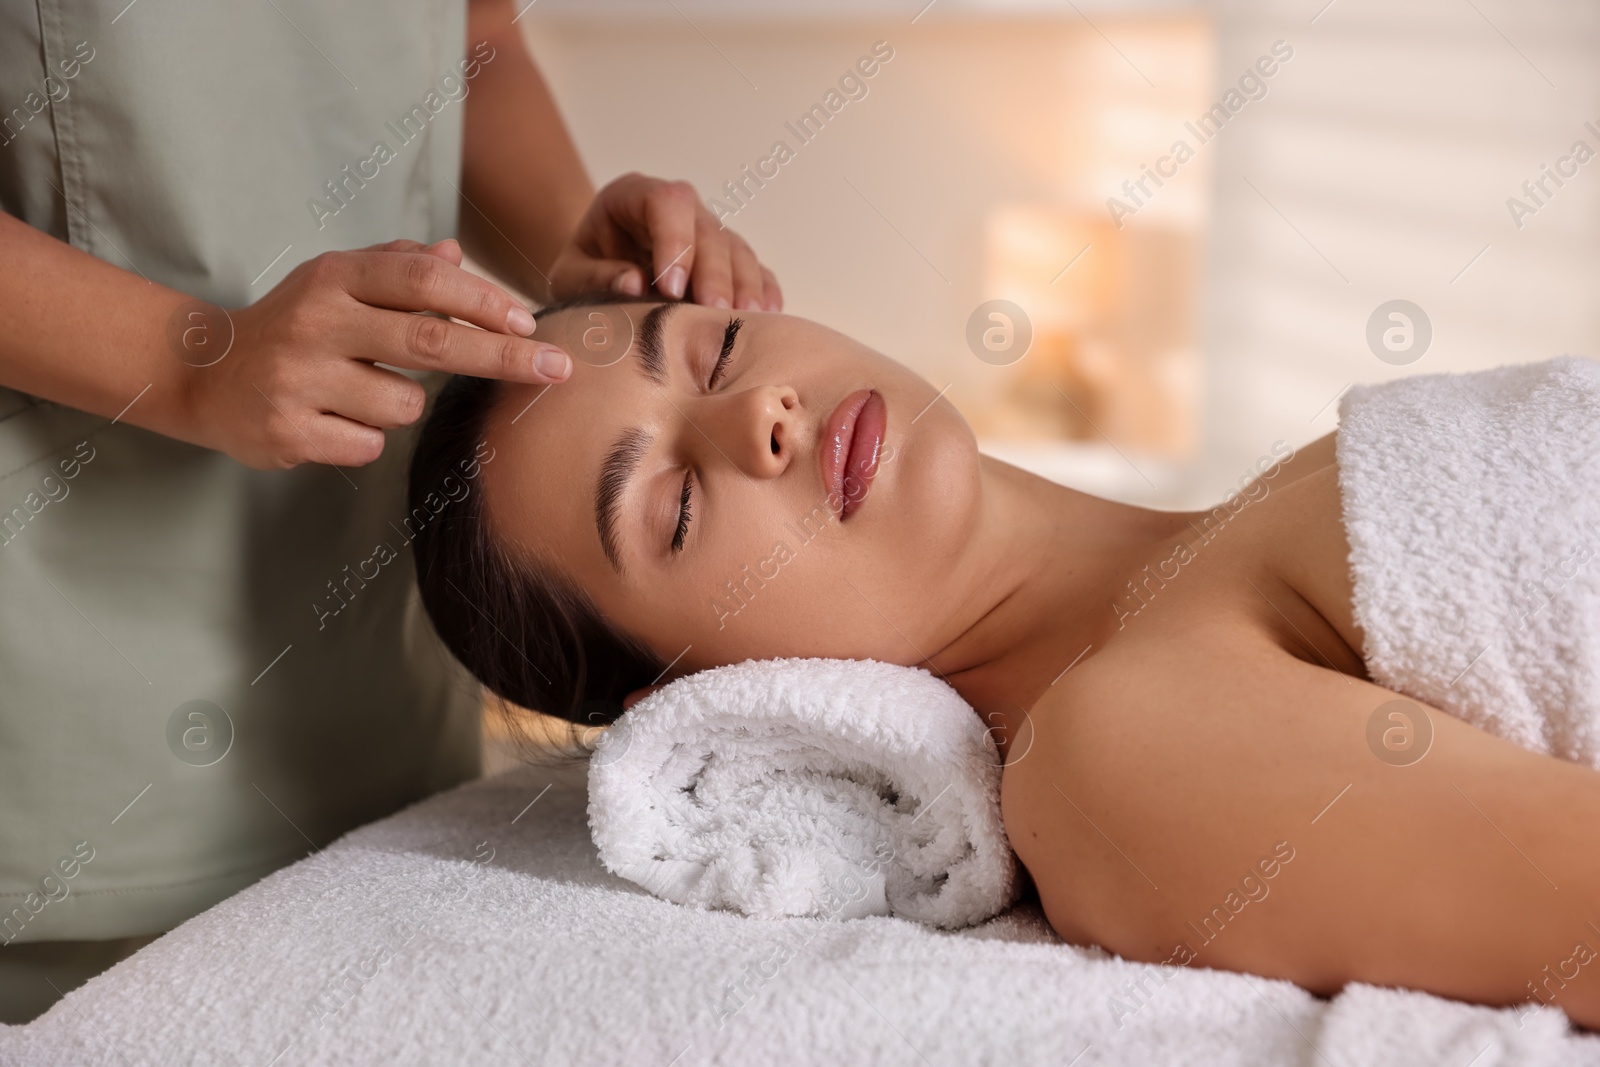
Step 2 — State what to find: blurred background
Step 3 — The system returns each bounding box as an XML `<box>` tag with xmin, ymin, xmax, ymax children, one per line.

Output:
<box><xmin>486</xmin><ymin>0</ymin><xmax>1600</xmax><ymax>769</ymax></box>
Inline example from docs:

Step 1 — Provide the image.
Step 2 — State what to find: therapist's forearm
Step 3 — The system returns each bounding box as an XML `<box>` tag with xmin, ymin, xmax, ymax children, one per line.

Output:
<box><xmin>0</xmin><ymin>211</ymin><xmax>196</xmax><ymax>441</ymax></box>
<box><xmin>460</xmin><ymin>0</ymin><xmax>594</xmax><ymax>304</ymax></box>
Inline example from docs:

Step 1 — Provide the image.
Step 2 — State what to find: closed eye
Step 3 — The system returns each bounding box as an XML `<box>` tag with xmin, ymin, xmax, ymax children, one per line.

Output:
<box><xmin>671</xmin><ymin>471</ymin><xmax>693</xmax><ymax>552</ymax></box>
<box><xmin>671</xmin><ymin>316</ymin><xmax>743</xmax><ymax>554</ymax></box>
<box><xmin>706</xmin><ymin>316</ymin><xmax>743</xmax><ymax>389</ymax></box>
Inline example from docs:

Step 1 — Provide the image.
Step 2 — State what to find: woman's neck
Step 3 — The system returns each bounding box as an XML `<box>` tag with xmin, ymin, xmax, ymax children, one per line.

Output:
<box><xmin>927</xmin><ymin>454</ymin><xmax>1198</xmax><ymax>757</ymax></box>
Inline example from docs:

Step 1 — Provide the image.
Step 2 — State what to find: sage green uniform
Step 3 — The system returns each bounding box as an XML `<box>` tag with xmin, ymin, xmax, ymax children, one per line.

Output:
<box><xmin>0</xmin><ymin>0</ymin><xmax>483</xmax><ymax>979</ymax></box>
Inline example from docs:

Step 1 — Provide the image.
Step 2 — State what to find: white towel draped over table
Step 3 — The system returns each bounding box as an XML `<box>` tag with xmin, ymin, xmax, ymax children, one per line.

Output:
<box><xmin>5</xmin><ymin>762</ymin><xmax>1588</xmax><ymax>1066</ymax></box>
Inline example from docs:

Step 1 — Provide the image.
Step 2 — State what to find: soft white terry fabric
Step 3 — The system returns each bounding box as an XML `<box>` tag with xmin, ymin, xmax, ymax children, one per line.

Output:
<box><xmin>587</xmin><ymin>657</ymin><xmax>1017</xmax><ymax>929</ymax></box>
<box><xmin>1338</xmin><ymin>354</ymin><xmax>1600</xmax><ymax>761</ymax></box>
<box><xmin>8</xmin><ymin>357</ymin><xmax>1600</xmax><ymax>1062</ymax></box>
<box><xmin>5</xmin><ymin>762</ymin><xmax>1594</xmax><ymax>1066</ymax></box>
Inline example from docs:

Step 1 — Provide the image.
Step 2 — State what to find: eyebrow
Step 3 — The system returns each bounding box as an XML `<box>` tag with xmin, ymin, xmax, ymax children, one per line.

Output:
<box><xmin>634</xmin><ymin>302</ymin><xmax>681</xmax><ymax>385</ymax></box>
<box><xmin>592</xmin><ymin>301</ymin><xmax>684</xmax><ymax>573</ymax></box>
<box><xmin>595</xmin><ymin>427</ymin><xmax>651</xmax><ymax>574</ymax></box>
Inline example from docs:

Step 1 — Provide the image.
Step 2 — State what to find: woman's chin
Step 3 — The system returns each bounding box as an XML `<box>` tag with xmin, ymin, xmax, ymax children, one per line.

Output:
<box><xmin>879</xmin><ymin>397</ymin><xmax>983</xmax><ymax>546</ymax></box>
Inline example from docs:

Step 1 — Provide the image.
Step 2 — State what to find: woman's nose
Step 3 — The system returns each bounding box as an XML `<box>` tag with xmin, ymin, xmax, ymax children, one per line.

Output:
<box><xmin>688</xmin><ymin>384</ymin><xmax>799</xmax><ymax>479</ymax></box>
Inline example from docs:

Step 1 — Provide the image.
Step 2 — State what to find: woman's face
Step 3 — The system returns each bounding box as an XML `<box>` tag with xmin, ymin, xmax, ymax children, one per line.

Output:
<box><xmin>481</xmin><ymin>300</ymin><xmax>985</xmax><ymax>682</ymax></box>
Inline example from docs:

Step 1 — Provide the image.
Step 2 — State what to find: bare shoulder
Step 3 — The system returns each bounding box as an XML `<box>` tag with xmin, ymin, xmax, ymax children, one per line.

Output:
<box><xmin>1000</xmin><ymin>624</ymin><xmax>1600</xmax><ymax>1023</ymax></box>
<box><xmin>1273</xmin><ymin>429</ymin><xmax>1336</xmax><ymax>487</ymax></box>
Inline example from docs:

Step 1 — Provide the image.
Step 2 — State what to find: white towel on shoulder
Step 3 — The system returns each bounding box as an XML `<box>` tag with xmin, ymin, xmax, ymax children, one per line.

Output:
<box><xmin>586</xmin><ymin>657</ymin><xmax>1018</xmax><ymax>929</ymax></box>
<box><xmin>1337</xmin><ymin>354</ymin><xmax>1600</xmax><ymax>761</ymax></box>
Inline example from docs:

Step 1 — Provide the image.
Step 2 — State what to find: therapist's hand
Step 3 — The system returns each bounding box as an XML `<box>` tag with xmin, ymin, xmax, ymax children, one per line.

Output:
<box><xmin>187</xmin><ymin>238</ymin><xmax>569</xmax><ymax>470</ymax></box>
<box><xmin>547</xmin><ymin>173</ymin><xmax>783</xmax><ymax>313</ymax></box>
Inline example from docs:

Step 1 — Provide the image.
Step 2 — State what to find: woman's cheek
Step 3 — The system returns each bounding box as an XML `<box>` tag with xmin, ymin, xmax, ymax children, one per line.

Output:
<box><xmin>696</xmin><ymin>533</ymin><xmax>806</xmax><ymax>649</ymax></box>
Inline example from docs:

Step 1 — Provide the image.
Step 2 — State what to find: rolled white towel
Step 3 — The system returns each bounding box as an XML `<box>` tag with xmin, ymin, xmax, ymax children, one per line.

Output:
<box><xmin>586</xmin><ymin>657</ymin><xmax>1018</xmax><ymax>929</ymax></box>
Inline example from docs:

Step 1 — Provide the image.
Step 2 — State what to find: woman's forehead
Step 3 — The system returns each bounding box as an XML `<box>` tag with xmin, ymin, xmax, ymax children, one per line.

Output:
<box><xmin>481</xmin><ymin>366</ymin><xmax>630</xmax><ymax>570</ymax></box>
<box><xmin>534</xmin><ymin>300</ymin><xmax>654</xmax><ymax>366</ymax></box>
<box><xmin>480</xmin><ymin>300</ymin><xmax>689</xmax><ymax>566</ymax></box>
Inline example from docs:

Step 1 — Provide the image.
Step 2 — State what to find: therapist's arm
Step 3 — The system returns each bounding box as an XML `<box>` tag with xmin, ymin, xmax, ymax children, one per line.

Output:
<box><xmin>460</xmin><ymin>0</ymin><xmax>782</xmax><ymax>311</ymax></box>
<box><xmin>455</xmin><ymin>0</ymin><xmax>591</xmax><ymax>304</ymax></box>
<box><xmin>0</xmin><ymin>211</ymin><xmax>198</xmax><ymax>444</ymax></box>
<box><xmin>0</xmin><ymin>213</ymin><xmax>567</xmax><ymax>469</ymax></box>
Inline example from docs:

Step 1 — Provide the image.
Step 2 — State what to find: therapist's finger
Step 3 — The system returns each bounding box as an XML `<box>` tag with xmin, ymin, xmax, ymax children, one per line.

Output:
<box><xmin>760</xmin><ymin>266</ymin><xmax>784</xmax><ymax>313</ymax></box>
<box><xmin>424</xmin><ymin>238</ymin><xmax>464</xmax><ymax>266</ymax></box>
<box><xmin>363</xmin><ymin>238</ymin><xmax>427</xmax><ymax>254</ymax></box>
<box><xmin>686</xmin><ymin>226</ymin><xmax>735</xmax><ymax>310</ymax></box>
<box><xmin>641</xmin><ymin>181</ymin><xmax>700</xmax><ymax>301</ymax></box>
<box><xmin>274</xmin><ymin>412</ymin><xmax>388</xmax><ymax>469</ymax></box>
<box><xmin>550</xmin><ymin>252</ymin><xmax>648</xmax><ymax>300</ymax></box>
<box><xmin>728</xmin><ymin>237</ymin><xmax>767</xmax><ymax>312</ymax></box>
<box><xmin>362</xmin><ymin>237</ymin><xmax>462</xmax><ymax>265</ymax></box>
<box><xmin>356</xmin><ymin>306</ymin><xmax>572</xmax><ymax>384</ymax></box>
<box><xmin>340</xmin><ymin>249</ymin><xmax>536</xmax><ymax>339</ymax></box>
<box><xmin>320</xmin><ymin>359</ymin><xmax>432</xmax><ymax>430</ymax></box>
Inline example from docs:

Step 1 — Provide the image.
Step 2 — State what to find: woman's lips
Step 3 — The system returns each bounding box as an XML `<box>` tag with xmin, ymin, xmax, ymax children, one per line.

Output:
<box><xmin>820</xmin><ymin>388</ymin><xmax>886</xmax><ymax>520</ymax></box>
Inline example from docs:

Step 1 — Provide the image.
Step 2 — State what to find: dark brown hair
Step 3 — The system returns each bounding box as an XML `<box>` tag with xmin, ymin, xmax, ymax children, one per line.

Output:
<box><xmin>406</xmin><ymin>292</ymin><xmax>666</xmax><ymax>756</ymax></box>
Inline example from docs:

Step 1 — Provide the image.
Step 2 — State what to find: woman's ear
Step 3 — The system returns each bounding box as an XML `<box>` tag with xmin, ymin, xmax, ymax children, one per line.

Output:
<box><xmin>622</xmin><ymin>685</ymin><xmax>664</xmax><ymax>710</ymax></box>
